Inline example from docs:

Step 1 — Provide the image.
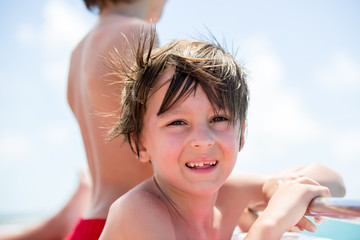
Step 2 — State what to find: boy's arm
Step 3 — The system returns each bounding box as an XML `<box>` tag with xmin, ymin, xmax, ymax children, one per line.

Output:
<box><xmin>221</xmin><ymin>173</ymin><xmax>267</xmax><ymax>208</ymax></box>
<box><xmin>245</xmin><ymin>177</ymin><xmax>331</xmax><ymax>239</ymax></box>
<box><xmin>263</xmin><ymin>164</ymin><xmax>346</xmax><ymax>202</ymax></box>
<box><xmin>226</xmin><ymin>163</ymin><xmax>345</xmax><ymax>207</ymax></box>
<box><xmin>229</xmin><ymin>164</ymin><xmax>345</xmax><ymax>232</ymax></box>
<box><xmin>99</xmin><ymin>191</ymin><xmax>176</xmax><ymax>240</ymax></box>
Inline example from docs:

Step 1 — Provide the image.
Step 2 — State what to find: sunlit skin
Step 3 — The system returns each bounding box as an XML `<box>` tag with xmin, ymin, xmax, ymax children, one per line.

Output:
<box><xmin>140</xmin><ymin>69</ymin><xmax>241</xmax><ymax>197</ymax></box>
<box><xmin>100</xmin><ymin>69</ymin><xmax>249</xmax><ymax>240</ymax></box>
<box><xmin>67</xmin><ymin>0</ymin><xmax>167</xmax><ymax>219</ymax></box>
<box><xmin>0</xmin><ymin>1</ymin><xmax>168</xmax><ymax>240</ymax></box>
<box><xmin>100</xmin><ymin>54</ymin><xmax>344</xmax><ymax>240</ymax></box>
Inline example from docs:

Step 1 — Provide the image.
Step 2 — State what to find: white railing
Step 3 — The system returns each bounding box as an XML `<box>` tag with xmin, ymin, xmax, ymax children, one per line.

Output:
<box><xmin>248</xmin><ymin>197</ymin><xmax>360</xmax><ymax>225</ymax></box>
<box><xmin>307</xmin><ymin>197</ymin><xmax>360</xmax><ymax>224</ymax></box>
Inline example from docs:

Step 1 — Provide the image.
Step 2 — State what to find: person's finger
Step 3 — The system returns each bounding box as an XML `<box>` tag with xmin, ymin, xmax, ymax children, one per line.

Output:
<box><xmin>293</xmin><ymin>176</ymin><xmax>321</xmax><ymax>186</ymax></box>
<box><xmin>314</xmin><ymin>217</ymin><xmax>322</xmax><ymax>224</ymax></box>
<box><xmin>296</xmin><ymin>216</ymin><xmax>317</xmax><ymax>233</ymax></box>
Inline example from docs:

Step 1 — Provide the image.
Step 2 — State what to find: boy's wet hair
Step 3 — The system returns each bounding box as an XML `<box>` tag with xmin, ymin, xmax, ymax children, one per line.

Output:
<box><xmin>108</xmin><ymin>29</ymin><xmax>249</xmax><ymax>156</ymax></box>
<box><xmin>83</xmin><ymin>0</ymin><xmax>135</xmax><ymax>13</ymax></box>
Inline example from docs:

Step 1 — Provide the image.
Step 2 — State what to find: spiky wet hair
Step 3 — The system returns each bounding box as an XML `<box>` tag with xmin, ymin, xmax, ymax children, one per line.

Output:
<box><xmin>108</xmin><ymin>29</ymin><xmax>249</xmax><ymax>156</ymax></box>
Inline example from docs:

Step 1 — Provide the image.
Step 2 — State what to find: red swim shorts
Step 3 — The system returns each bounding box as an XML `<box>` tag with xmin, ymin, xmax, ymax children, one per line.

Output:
<box><xmin>64</xmin><ymin>218</ymin><xmax>106</xmax><ymax>240</ymax></box>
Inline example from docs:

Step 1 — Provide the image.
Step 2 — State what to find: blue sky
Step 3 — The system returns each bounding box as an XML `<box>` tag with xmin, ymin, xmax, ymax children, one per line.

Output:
<box><xmin>0</xmin><ymin>0</ymin><xmax>359</xmax><ymax>222</ymax></box>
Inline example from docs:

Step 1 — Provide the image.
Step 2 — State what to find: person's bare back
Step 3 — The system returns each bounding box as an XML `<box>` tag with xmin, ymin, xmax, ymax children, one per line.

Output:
<box><xmin>67</xmin><ymin>2</ymin><xmax>164</xmax><ymax>218</ymax></box>
<box><xmin>1</xmin><ymin>2</ymin><xmax>167</xmax><ymax>239</ymax></box>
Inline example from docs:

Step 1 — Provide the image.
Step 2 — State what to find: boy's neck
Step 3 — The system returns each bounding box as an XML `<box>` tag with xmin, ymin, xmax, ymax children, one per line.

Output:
<box><xmin>153</xmin><ymin>177</ymin><xmax>220</xmax><ymax>238</ymax></box>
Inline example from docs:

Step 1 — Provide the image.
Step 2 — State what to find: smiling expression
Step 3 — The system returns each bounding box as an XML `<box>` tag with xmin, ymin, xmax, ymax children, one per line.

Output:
<box><xmin>137</xmin><ymin>69</ymin><xmax>242</xmax><ymax>195</ymax></box>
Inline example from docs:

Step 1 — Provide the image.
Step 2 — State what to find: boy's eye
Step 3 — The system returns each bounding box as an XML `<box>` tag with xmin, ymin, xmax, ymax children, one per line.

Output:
<box><xmin>168</xmin><ymin>120</ymin><xmax>186</xmax><ymax>126</ymax></box>
<box><xmin>211</xmin><ymin>116</ymin><xmax>229</xmax><ymax>123</ymax></box>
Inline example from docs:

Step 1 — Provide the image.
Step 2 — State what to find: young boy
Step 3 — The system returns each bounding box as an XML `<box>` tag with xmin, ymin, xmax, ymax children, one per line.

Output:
<box><xmin>99</xmin><ymin>31</ymin><xmax>344</xmax><ymax>239</ymax></box>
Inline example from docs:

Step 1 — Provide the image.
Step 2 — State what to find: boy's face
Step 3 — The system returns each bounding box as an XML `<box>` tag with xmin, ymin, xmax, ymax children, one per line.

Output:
<box><xmin>138</xmin><ymin>69</ymin><xmax>241</xmax><ymax>195</ymax></box>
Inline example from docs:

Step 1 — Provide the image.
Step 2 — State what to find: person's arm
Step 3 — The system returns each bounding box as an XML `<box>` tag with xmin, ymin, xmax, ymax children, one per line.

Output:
<box><xmin>245</xmin><ymin>177</ymin><xmax>331</xmax><ymax>239</ymax></box>
<box><xmin>99</xmin><ymin>191</ymin><xmax>176</xmax><ymax>240</ymax></box>
<box><xmin>263</xmin><ymin>164</ymin><xmax>345</xmax><ymax>200</ymax></box>
<box><xmin>235</xmin><ymin>164</ymin><xmax>345</xmax><ymax>232</ymax></box>
<box><xmin>228</xmin><ymin>163</ymin><xmax>345</xmax><ymax>208</ymax></box>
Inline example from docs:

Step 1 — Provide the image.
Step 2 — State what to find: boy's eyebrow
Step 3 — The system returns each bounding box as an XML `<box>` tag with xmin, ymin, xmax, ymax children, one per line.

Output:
<box><xmin>157</xmin><ymin>105</ymin><xmax>229</xmax><ymax>119</ymax></box>
<box><xmin>157</xmin><ymin>105</ymin><xmax>190</xmax><ymax>119</ymax></box>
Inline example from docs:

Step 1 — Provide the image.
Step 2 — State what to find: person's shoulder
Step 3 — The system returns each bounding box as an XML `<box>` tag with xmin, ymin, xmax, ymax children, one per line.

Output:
<box><xmin>102</xmin><ymin>16</ymin><xmax>153</xmax><ymax>38</ymax></box>
<box><xmin>91</xmin><ymin>17</ymin><xmax>153</xmax><ymax>54</ymax></box>
<box><xmin>114</xmin><ymin>18</ymin><xmax>153</xmax><ymax>44</ymax></box>
<box><xmin>103</xmin><ymin>184</ymin><xmax>176</xmax><ymax>239</ymax></box>
<box><xmin>125</xmin><ymin>17</ymin><xmax>153</xmax><ymax>29</ymax></box>
<box><xmin>111</xmin><ymin>187</ymin><xmax>166</xmax><ymax>215</ymax></box>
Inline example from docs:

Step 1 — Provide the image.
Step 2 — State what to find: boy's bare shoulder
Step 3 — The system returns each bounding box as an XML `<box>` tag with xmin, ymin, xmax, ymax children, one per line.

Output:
<box><xmin>112</xmin><ymin>187</ymin><xmax>167</xmax><ymax>215</ymax></box>
<box><xmin>100</xmin><ymin>183</ymin><xmax>176</xmax><ymax>239</ymax></box>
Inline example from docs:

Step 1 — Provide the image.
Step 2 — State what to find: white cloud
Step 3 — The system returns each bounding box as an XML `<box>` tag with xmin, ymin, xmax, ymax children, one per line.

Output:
<box><xmin>242</xmin><ymin>36</ymin><xmax>283</xmax><ymax>87</ymax></box>
<box><xmin>40</xmin><ymin>0</ymin><xmax>91</xmax><ymax>52</ymax></box>
<box><xmin>316</xmin><ymin>50</ymin><xmax>360</xmax><ymax>91</ymax></box>
<box><xmin>15</xmin><ymin>23</ymin><xmax>37</xmax><ymax>46</ymax></box>
<box><xmin>38</xmin><ymin>0</ymin><xmax>93</xmax><ymax>89</ymax></box>
<box><xmin>234</xmin><ymin>37</ymin><xmax>360</xmax><ymax>194</ymax></box>
<box><xmin>41</xmin><ymin>57</ymin><xmax>69</xmax><ymax>93</ymax></box>
<box><xmin>41</xmin><ymin>122</ymin><xmax>72</xmax><ymax>148</ymax></box>
<box><xmin>15</xmin><ymin>0</ymin><xmax>91</xmax><ymax>51</ymax></box>
<box><xmin>241</xmin><ymin>35</ymin><xmax>323</xmax><ymax>142</ymax></box>
<box><xmin>233</xmin><ymin>35</ymin><xmax>326</xmax><ymax>174</ymax></box>
<box><xmin>14</xmin><ymin>0</ymin><xmax>94</xmax><ymax>90</ymax></box>
<box><xmin>0</xmin><ymin>133</ymin><xmax>33</xmax><ymax>161</ymax></box>
<box><xmin>332</xmin><ymin>131</ymin><xmax>360</xmax><ymax>163</ymax></box>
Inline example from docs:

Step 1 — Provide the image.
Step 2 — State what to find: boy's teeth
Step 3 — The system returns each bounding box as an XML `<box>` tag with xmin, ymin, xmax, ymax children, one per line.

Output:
<box><xmin>187</xmin><ymin>161</ymin><xmax>217</xmax><ymax>168</ymax></box>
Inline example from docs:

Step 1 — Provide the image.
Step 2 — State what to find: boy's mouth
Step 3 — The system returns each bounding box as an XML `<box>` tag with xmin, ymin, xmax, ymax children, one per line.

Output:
<box><xmin>185</xmin><ymin>161</ymin><xmax>218</xmax><ymax>169</ymax></box>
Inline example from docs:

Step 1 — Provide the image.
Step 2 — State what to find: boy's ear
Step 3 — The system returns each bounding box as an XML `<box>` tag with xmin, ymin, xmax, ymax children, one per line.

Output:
<box><xmin>239</xmin><ymin>122</ymin><xmax>246</xmax><ymax>151</ymax></box>
<box><xmin>138</xmin><ymin>149</ymin><xmax>151</xmax><ymax>163</ymax></box>
<box><xmin>130</xmin><ymin>133</ymin><xmax>151</xmax><ymax>163</ymax></box>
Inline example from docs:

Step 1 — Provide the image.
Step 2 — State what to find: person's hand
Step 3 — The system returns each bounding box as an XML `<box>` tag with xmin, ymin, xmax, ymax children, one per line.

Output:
<box><xmin>262</xmin><ymin>171</ymin><xmax>304</xmax><ymax>203</ymax></box>
<box><xmin>263</xmin><ymin>177</ymin><xmax>331</xmax><ymax>233</ymax></box>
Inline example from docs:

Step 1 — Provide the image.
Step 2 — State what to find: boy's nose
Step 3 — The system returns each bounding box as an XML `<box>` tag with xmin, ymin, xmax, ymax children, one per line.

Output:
<box><xmin>190</xmin><ymin>126</ymin><xmax>215</xmax><ymax>148</ymax></box>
